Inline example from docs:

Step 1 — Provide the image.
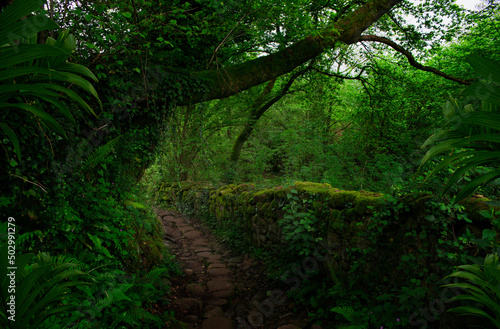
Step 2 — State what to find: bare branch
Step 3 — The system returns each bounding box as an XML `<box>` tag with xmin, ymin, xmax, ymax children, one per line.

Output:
<box><xmin>313</xmin><ymin>67</ymin><xmax>367</xmax><ymax>80</ymax></box>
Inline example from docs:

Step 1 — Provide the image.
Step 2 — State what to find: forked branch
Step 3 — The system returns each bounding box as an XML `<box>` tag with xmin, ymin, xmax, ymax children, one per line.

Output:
<box><xmin>357</xmin><ymin>34</ymin><xmax>473</xmax><ymax>85</ymax></box>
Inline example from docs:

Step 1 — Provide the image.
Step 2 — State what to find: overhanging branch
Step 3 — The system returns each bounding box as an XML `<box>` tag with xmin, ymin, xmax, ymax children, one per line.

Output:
<box><xmin>357</xmin><ymin>34</ymin><xmax>473</xmax><ymax>85</ymax></box>
<box><xmin>181</xmin><ymin>0</ymin><xmax>404</xmax><ymax>105</ymax></box>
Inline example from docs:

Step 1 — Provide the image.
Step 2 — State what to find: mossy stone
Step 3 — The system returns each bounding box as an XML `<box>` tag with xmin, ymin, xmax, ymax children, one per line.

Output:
<box><xmin>329</xmin><ymin>209</ymin><xmax>343</xmax><ymax>230</ymax></box>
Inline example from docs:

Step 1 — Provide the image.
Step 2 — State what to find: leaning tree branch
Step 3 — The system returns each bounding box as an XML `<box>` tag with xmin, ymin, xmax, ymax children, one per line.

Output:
<box><xmin>357</xmin><ymin>34</ymin><xmax>473</xmax><ymax>85</ymax></box>
<box><xmin>228</xmin><ymin>63</ymin><xmax>314</xmax><ymax>163</ymax></box>
<box><xmin>180</xmin><ymin>0</ymin><xmax>404</xmax><ymax>105</ymax></box>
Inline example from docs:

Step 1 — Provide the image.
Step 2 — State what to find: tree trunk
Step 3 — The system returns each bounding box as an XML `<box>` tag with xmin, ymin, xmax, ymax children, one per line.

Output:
<box><xmin>229</xmin><ymin>67</ymin><xmax>310</xmax><ymax>163</ymax></box>
<box><xmin>225</xmin><ymin>67</ymin><xmax>311</xmax><ymax>182</ymax></box>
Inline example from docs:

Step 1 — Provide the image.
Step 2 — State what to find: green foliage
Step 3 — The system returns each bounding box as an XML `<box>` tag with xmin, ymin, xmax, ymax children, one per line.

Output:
<box><xmin>443</xmin><ymin>253</ymin><xmax>500</xmax><ymax>328</ymax></box>
<box><xmin>175</xmin><ymin>185</ymin><xmax>252</xmax><ymax>252</ymax></box>
<box><xmin>279</xmin><ymin>188</ymin><xmax>324</xmax><ymax>256</ymax></box>
<box><xmin>2</xmin><ymin>1</ymin><xmax>499</xmax><ymax>329</ymax></box>
<box><xmin>54</xmin><ymin>266</ymin><xmax>177</xmax><ymax>329</ymax></box>
<box><xmin>80</xmin><ymin>136</ymin><xmax>121</xmax><ymax>172</ymax></box>
<box><xmin>277</xmin><ymin>192</ymin><xmax>495</xmax><ymax>327</ymax></box>
<box><xmin>421</xmin><ymin>55</ymin><xmax>500</xmax><ymax>202</ymax></box>
<box><xmin>0</xmin><ymin>232</ymin><xmax>90</xmax><ymax>329</ymax></box>
<box><xmin>19</xmin><ymin>184</ymin><xmax>182</xmax><ymax>327</ymax></box>
<box><xmin>0</xmin><ymin>0</ymin><xmax>100</xmax><ymax>161</ymax></box>
<box><xmin>331</xmin><ymin>306</ymin><xmax>368</xmax><ymax>329</ymax></box>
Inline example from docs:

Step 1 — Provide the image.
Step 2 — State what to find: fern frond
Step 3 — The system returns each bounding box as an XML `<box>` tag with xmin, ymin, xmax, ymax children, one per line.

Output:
<box><xmin>123</xmin><ymin>200</ymin><xmax>147</xmax><ymax>209</ymax></box>
<box><xmin>331</xmin><ymin>306</ymin><xmax>356</xmax><ymax>323</ymax></box>
<box><xmin>144</xmin><ymin>267</ymin><xmax>167</xmax><ymax>281</ymax></box>
<box><xmin>16</xmin><ymin>230</ymin><xmax>43</xmax><ymax>249</ymax></box>
<box><xmin>326</xmin><ymin>262</ymin><xmax>341</xmax><ymax>287</ymax></box>
<box><xmin>52</xmin><ymin>254</ymin><xmax>89</xmax><ymax>271</ymax></box>
<box><xmin>128</xmin><ymin>306</ymin><xmax>161</xmax><ymax>323</ymax></box>
<box><xmin>331</xmin><ymin>306</ymin><xmax>368</xmax><ymax>329</ymax></box>
<box><xmin>80</xmin><ymin>136</ymin><xmax>121</xmax><ymax>171</ymax></box>
<box><xmin>95</xmin><ymin>294</ymin><xmax>114</xmax><ymax>309</ymax></box>
<box><xmin>86</xmin><ymin>233</ymin><xmax>112</xmax><ymax>258</ymax></box>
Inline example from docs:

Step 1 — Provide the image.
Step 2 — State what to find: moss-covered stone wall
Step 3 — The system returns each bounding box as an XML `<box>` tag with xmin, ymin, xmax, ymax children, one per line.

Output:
<box><xmin>158</xmin><ymin>181</ymin><xmax>497</xmax><ymax>304</ymax></box>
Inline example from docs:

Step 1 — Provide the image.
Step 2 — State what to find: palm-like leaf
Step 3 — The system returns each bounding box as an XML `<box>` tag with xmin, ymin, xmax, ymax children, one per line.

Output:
<box><xmin>420</xmin><ymin>55</ymin><xmax>500</xmax><ymax>202</ymax></box>
<box><xmin>443</xmin><ymin>254</ymin><xmax>500</xmax><ymax>328</ymax></box>
<box><xmin>0</xmin><ymin>0</ymin><xmax>100</xmax><ymax>161</ymax></box>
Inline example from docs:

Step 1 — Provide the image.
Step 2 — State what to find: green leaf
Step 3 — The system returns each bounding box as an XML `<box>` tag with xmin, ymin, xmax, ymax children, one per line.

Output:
<box><xmin>0</xmin><ymin>45</ymin><xmax>68</xmax><ymax>69</ymax></box>
<box><xmin>467</xmin><ymin>54</ymin><xmax>500</xmax><ymax>86</ymax></box>
<box><xmin>455</xmin><ymin>170</ymin><xmax>500</xmax><ymax>202</ymax></box>
<box><xmin>447</xmin><ymin>306</ymin><xmax>497</xmax><ymax>324</ymax></box>
<box><xmin>124</xmin><ymin>200</ymin><xmax>146</xmax><ymax>209</ymax></box>
<box><xmin>482</xmin><ymin>229</ymin><xmax>497</xmax><ymax>241</ymax></box>
<box><xmin>0</xmin><ymin>0</ymin><xmax>47</xmax><ymax>30</ymax></box>
<box><xmin>57</xmin><ymin>62</ymin><xmax>98</xmax><ymax>82</ymax></box>
<box><xmin>0</xmin><ymin>122</ymin><xmax>21</xmax><ymax>160</ymax></box>
<box><xmin>462</xmin><ymin>82</ymin><xmax>500</xmax><ymax>106</ymax></box>
<box><xmin>0</xmin><ymin>102</ymin><xmax>67</xmax><ymax>138</ymax></box>
<box><xmin>0</xmin><ymin>15</ymin><xmax>59</xmax><ymax>45</ymax></box>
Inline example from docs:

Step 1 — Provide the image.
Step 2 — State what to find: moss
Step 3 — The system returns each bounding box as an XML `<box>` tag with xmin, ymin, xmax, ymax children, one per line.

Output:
<box><xmin>270</xmin><ymin>200</ymin><xmax>278</xmax><ymax>212</ymax></box>
<box><xmin>294</xmin><ymin>181</ymin><xmax>332</xmax><ymax>194</ymax></box>
<box><xmin>237</xmin><ymin>191</ymin><xmax>253</xmax><ymax>205</ymax></box>
<box><xmin>217</xmin><ymin>184</ymin><xmax>236</xmax><ymax>195</ymax></box>
<box><xmin>246</xmin><ymin>205</ymin><xmax>255</xmax><ymax>215</ymax></box>
<box><xmin>219</xmin><ymin>189</ymin><xmax>233</xmax><ymax>196</ymax></box>
<box><xmin>352</xmin><ymin>194</ymin><xmax>382</xmax><ymax>214</ymax></box>
<box><xmin>232</xmin><ymin>183</ymin><xmax>256</xmax><ymax>193</ymax></box>
<box><xmin>253</xmin><ymin>188</ymin><xmax>275</xmax><ymax>202</ymax></box>
<box><xmin>259</xmin><ymin>202</ymin><xmax>273</xmax><ymax>216</ymax></box>
<box><xmin>324</xmin><ymin>190</ymin><xmax>356</xmax><ymax>208</ymax></box>
<box><xmin>329</xmin><ymin>209</ymin><xmax>343</xmax><ymax>230</ymax></box>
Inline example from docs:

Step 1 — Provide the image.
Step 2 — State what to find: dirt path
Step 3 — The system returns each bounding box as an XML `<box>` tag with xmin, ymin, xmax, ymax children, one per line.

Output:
<box><xmin>157</xmin><ymin>209</ymin><xmax>323</xmax><ymax>329</ymax></box>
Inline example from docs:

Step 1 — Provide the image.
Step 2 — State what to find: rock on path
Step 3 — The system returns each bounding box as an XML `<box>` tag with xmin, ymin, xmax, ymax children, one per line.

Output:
<box><xmin>157</xmin><ymin>209</ymin><xmax>322</xmax><ymax>329</ymax></box>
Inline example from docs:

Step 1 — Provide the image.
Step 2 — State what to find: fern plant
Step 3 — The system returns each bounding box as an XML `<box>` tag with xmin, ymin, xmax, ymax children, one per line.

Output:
<box><xmin>420</xmin><ymin>55</ymin><xmax>500</xmax><ymax>202</ymax></box>
<box><xmin>443</xmin><ymin>253</ymin><xmax>500</xmax><ymax>328</ymax></box>
<box><xmin>331</xmin><ymin>306</ymin><xmax>368</xmax><ymax>329</ymax></box>
<box><xmin>0</xmin><ymin>0</ymin><xmax>100</xmax><ymax>160</ymax></box>
<box><xmin>66</xmin><ymin>267</ymin><xmax>167</xmax><ymax>328</ymax></box>
<box><xmin>0</xmin><ymin>246</ymin><xmax>90</xmax><ymax>329</ymax></box>
<box><xmin>80</xmin><ymin>136</ymin><xmax>122</xmax><ymax>172</ymax></box>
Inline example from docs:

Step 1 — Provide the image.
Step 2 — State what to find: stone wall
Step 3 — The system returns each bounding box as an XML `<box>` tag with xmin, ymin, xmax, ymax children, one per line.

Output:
<box><xmin>160</xmin><ymin>182</ymin><xmax>493</xmax><ymax>280</ymax></box>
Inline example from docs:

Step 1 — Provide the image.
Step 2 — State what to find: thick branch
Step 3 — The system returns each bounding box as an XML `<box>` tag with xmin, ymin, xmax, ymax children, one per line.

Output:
<box><xmin>183</xmin><ymin>0</ymin><xmax>403</xmax><ymax>105</ymax></box>
<box><xmin>357</xmin><ymin>34</ymin><xmax>473</xmax><ymax>85</ymax></box>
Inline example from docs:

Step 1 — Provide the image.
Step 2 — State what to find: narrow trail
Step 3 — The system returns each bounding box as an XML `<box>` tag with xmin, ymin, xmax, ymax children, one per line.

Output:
<box><xmin>156</xmin><ymin>209</ymin><xmax>323</xmax><ymax>329</ymax></box>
